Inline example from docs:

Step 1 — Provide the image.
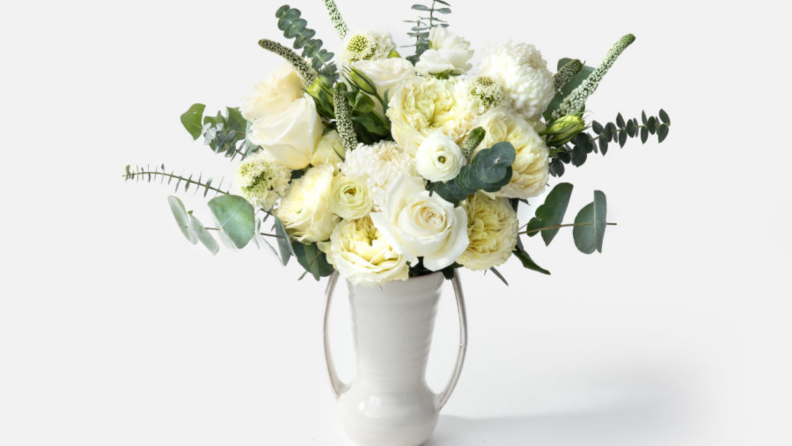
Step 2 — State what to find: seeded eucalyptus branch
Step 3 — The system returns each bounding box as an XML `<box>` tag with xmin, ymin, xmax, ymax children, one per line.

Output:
<box><xmin>549</xmin><ymin>110</ymin><xmax>671</xmax><ymax>177</ymax></box>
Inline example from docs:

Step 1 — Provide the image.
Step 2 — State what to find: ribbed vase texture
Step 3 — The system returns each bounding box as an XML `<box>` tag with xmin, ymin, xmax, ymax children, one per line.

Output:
<box><xmin>338</xmin><ymin>273</ymin><xmax>444</xmax><ymax>446</ymax></box>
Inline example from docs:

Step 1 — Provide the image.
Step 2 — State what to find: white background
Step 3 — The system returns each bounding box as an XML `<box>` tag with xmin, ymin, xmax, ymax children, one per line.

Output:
<box><xmin>1</xmin><ymin>0</ymin><xmax>790</xmax><ymax>445</ymax></box>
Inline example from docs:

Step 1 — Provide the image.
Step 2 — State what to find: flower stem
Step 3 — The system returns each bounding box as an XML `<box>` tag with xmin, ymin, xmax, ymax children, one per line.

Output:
<box><xmin>205</xmin><ymin>227</ymin><xmax>283</xmax><ymax>239</ymax></box>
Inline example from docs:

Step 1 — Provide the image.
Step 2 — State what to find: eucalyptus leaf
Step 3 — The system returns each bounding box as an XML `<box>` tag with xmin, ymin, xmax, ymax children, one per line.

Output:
<box><xmin>513</xmin><ymin>248</ymin><xmax>551</xmax><ymax>275</ymax></box>
<box><xmin>189</xmin><ymin>214</ymin><xmax>219</xmax><ymax>255</ymax></box>
<box><xmin>534</xmin><ymin>183</ymin><xmax>574</xmax><ymax>246</ymax></box>
<box><xmin>168</xmin><ymin>196</ymin><xmax>196</xmax><ymax>244</ymax></box>
<box><xmin>293</xmin><ymin>242</ymin><xmax>334</xmax><ymax>281</ymax></box>
<box><xmin>207</xmin><ymin>195</ymin><xmax>255</xmax><ymax>249</ymax></box>
<box><xmin>180</xmin><ymin>104</ymin><xmax>206</xmax><ymax>140</ymax></box>
<box><xmin>225</xmin><ymin>107</ymin><xmax>247</xmax><ymax>135</ymax></box>
<box><xmin>490</xmin><ymin>267</ymin><xmax>509</xmax><ymax>286</ymax></box>
<box><xmin>273</xmin><ymin>216</ymin><xmax>294</xmax><ymax>266</ymax></box>
<box><xmin>573</xmin><ymin>191</ymin><xmax>607</xmax><ymax>254</ymax></box>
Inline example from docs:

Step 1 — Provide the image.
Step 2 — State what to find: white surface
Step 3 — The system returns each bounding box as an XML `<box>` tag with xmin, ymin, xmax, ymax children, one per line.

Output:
<box><xmin>1</xmin><ymin>0</ymin><xmax>790</xmax><ymax>445</ymax></box>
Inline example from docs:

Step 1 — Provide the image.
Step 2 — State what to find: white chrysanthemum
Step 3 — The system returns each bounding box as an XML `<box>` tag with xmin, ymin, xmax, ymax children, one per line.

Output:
<box><xmin>415</xmin><ymin>27</ymin><xmax>474</xmax><ymax>77</ymax></box>
<box><xmin>478</xmin><ymin>41</ymin><xmax>554</xmax><ymax>121</ymax></box>
<box><xmin>461</xmin><ymin>75</ymin><xmax>506</xmax><ymax>115</ymax></box>
<box><xmin>387</xmin><ymin>76</ymin><xmax>474</xmax><ymax>155</ymax></box>
<box><xmin>338</xmin><ymin>31</ymin><xmax>396</xmax><ymax>65</ymax></box>
<box><xmin>234</xmin><ymin>151</ymin><xmax>292</xmax><ymax>211</ymax></box>
<box><xmin>320</xmin><ymin>216</ymin><xmax>409</xmax><ymax>287</ymax></box>
<box><xmin>340</xmin><ymin>141</ymin><xmax>419</xmax><ymax>209</ymax></box>
<box><xmin>457</xmin><ymin>192</ymin><xmax>519</xmax><ymax>271</ymax></box>
<box><xmin>474</xmin><ymin>108</ymin><xmax>550</xmax><ymax>199</ymax></box>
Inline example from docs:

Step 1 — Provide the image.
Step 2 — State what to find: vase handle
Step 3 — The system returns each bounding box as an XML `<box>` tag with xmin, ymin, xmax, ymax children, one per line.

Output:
<box><xmin>437</xmin><ymin>270</ymin><xmax>469</xmax><ymax>410</ymax></box>
<box><xmin>323</xmin><ymin>272</ymin><xmax>349</xmax><ymax>399</ymax></box>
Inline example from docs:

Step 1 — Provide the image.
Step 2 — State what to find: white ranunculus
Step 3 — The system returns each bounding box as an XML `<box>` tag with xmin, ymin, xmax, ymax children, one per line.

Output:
<box><xmin>415</xmin><ymin>131</ymin><xmax>467</xmax><ymax>182</ymax></box>
<box><xmin>330</xmin><ymin>175</ymin><xmax>373</xmax><ymax>220</ymax></box>
<box><xmin>415</xmin><ymin>27</ymin><xmax>474</xmax><ymax>77</ymax></box>
<box><xmin>370</xmin><ymin>175</ymin><xmax>469</xmax><ymax>271</ymax></box>
<box><xmin>351</xmin><ymin>58</ymin><xmax>414</xmax><ymax>111</ymax></box>
<box><xmin>276</xmin><ymin>164</ymin><xmax>340</xmax><ymax>243</ymax></box>
<box><xmin>478</xmin><ymin>41</ymin><xmax>554</xmax><ymax>121</ymax></box>
<box><xmin>320</xmin><ymin>216</ymin><xmax>409</xmax><ymax>287</ymax></box>
<box><xmin>247</xmin><ymin>93</ymin><xmax>323</xmax><ymax>170</ymax></box>
<box><xmin>240</xmin><ymin>64</ymin><xmax>303</xmax><ymax>122</ymax></box>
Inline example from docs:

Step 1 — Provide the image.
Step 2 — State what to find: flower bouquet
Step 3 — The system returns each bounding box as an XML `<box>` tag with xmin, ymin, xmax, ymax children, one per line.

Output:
<box><xmin>125</xmin><ymin>1</ymin><xmax>671</xmax><ymax>444</ymax></box>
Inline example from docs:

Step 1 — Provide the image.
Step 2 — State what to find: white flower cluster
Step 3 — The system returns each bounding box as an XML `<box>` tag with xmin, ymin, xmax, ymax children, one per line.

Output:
<box><xmin>233</xmin><ymin>26</ymin><xmax>559</xmax><ymax>286</ymax></box>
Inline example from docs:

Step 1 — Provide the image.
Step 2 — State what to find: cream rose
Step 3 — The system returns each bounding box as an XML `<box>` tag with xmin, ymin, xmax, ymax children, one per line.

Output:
<box><xmin>276</xmin><ymin>164</ymin><xmax>340</xmax><ymax>243</ymax></box>
<box><xmin>415</xmin><ymin>131</ymin><xmax>466</xmax><ymax>182</ymax></box>
<box><xmin>240</xmin><ymin>64</ymin><xmax>303</xmax><ymax>121</ymax></box>
<box><xmin>247</xmin><ymin>93</ymin><xmax>323</xmax><ymax>170</ymax></box>
<box><xmin>474</xmin><ymin>109</ymin><xmax>549</xmax><ymax>199</ymax></box>
<box><xmin>370</xmin><ymin>175</ymin><xmax>469</xmax><ymax>271</ymax></box>
<box><xmin>311</xmin><ymin>130</ymin><xmax>346</xmax><ymax>168</ymax></box>
<box><xmin>457</xmin><ymin>192</ymin><xmax>519</xmax><ymax>271</ymax></box>
<box><xmin>415</xmin><ymin>28</ymin><xmax>474</xmax><ymax>77</ymax></box>
<box><xmin>320</xmin><ymin>216</ymin><xmax>409</xmax><ymax>287</ymax></box>
<box><xmin>387</xmin><ymin>76</ymin><xmax>474</xmax><ymax>155</ymax></box>
<box><xmin>330</xmin><ymin>175</ymin><xmax>373</xmax><ymax>220</ymax></box>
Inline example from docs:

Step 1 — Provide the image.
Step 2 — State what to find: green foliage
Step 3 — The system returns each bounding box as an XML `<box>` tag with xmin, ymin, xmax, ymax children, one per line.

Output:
<box><xmin>553</xmin><ymin>59</ymin><xmax>584</xmax><ymax>94</ymax></box>
<box><xmin>125</xmin><ymin>164</ymin><xmax>229</xmax><ymax>197</ymax></box>
<box><xmin>273</xmin><ymin>215</ymin><xmax>295</xmax><ymax>267</ymax></box>
<box><xmin>429</xmin><ymin>142</ymin><xmax>516</xmax><ymax>206</ymax></box>
<box><xmin>573</xmin><ymin>191</ymin><xmax>607</xmax><ymax>254</ymax></box>
<box><xmin>526</xmin><ymin>183</ymin><xmax>574</xmax><ymax>246</ymax></box>
<box><xmin>544</xmin><ymin>59</ymin><xmax>595</xmax><ymax>121</ymax></box>
<box><xmin>549</xmin><ymin>110</ymin><xmax>672</xmax><ymax>178</ymax></box>
<box><xmin>460</xmin><ymin>127</ymin><xmax>485</xmax><ymax>160</ymax></box>
<box><xmin>168</xmin><ymin>196</ymin><xmax>196</xmax><ymax>244</ymax></box>
<box><xmin>275</xmin><ymin>5</ymin><xmax>338</xmax><ymax>82</ymax></box>
<box><xmin>189</xmin><ymin>214</ymin><xmax>220</xmax><ymax>255</ymax></box>
<box><xmin>489</xmin><ymin>267</ymin><xmax>509</xmax><ymax>286</ymax></box>
<box><xmin>337</xmin><ymin>73</ymin><xmax>392</xmax><ymax>145</ymax></box>
<box><xmin>513</xmin><ymin>239</ymin><xmax>551</xmax><ymax>275</ymax></box>
<box><xmin>293</xmin><ymin>242</ymin><xmax>334</xmax><ymax>281</ymax></box>
<box><xmin>207</xmin><ymin>195</ymin><xmax>256</xmax><ymax>250</ymax></box>
<box><xmin>179</xmin><ymin>104</ymin><xmax>257</xmax><ymax>161</ymax></box>
<box><xmin>405</xmin><ymin>1</ymin><xmax>451</xmax><ymax>64</ymax></box>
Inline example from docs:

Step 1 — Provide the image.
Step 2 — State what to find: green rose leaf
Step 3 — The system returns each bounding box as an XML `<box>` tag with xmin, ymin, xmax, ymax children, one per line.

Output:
<box><xmin>293</xmin><ymin>242</ymin><xmax>334</xmax><ymax>281</ymax></box>
<box><xmin>168</xmin><ymin>196</ymin><xmax>196</xmax><ymax>244</ymax></box>
<box><xmin>534</xmin><ymin>183</ymin><xmax>574</xmax><ymax>246</ymax></box>
<box><xmin>188</xmin><ymin>214</ymin><xmax>219</xmax><ymax>255</ymax></box>
<box><xmin>180</xmin><ymin>103</ymin><xmax>206</xmax><ymax>140</ymax></box>
<box><xmin>573</xmin><ymin>190</ymin><xmax>608</xmax><ymax>254</ymax></box>
<box><xmin>207</xmin><ymin>195</ymin><xmax>255</xmax><ymax>249</ymax></box>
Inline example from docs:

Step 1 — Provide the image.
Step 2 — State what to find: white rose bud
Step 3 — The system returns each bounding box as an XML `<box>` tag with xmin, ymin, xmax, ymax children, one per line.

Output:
<box><xmin>247</xmin><ymin>93</ymin><xmax>324</xmax><ymax>170</ymax></box>
<box><xmin>276</xmin><ymin>164</ymin><xmax>340</xmax><ymax>243</ymax></box>
<box><xmin>370</xmin><ymin>175</ymin><xmax>469</xmax><ymax>271</ymax></box>
<box><xmin>415</xmin><ymin>131</ymin><xmax>467</xmax><ymax>182</ymax></box>
<box><xmin>330</xmin><ymin>175</ymin><xmax>373</xmax><ymax>220</ymax></box>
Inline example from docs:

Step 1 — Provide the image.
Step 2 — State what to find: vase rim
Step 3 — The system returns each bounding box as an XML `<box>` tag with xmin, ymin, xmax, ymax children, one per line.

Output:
<box><xmin>347</xmin><ymin>271</ymin><xmax>445</xmax><ymax>293</ymax></box>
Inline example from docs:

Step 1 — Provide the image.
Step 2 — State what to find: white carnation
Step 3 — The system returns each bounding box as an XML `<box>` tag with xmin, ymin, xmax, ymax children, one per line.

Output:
<box><xmin>415</xmin><ymin>27</ymin><xmax>474</xmax><ymax>77</ymax></box>
<box><xmin>338</xmin><ymin>31</ymin><xmax>396</xmax><ymax>66</ymax></box>
<box><xmin>474</xmin><ymin>109</ymin><xmax>550</xmax><ymax>199</ymax></box>
<box><xmin>415</xmin><ymin>131</ymin><xmax>466</xmax><ymax>182</ymax></box>
<box><xmin>340</xmin><ymin>141</ymin><xmax>419</xmax><ymax>210</ymax></box>
<box><xmin>478</xmin><ymin>41</ymin><xmax>554</xmax><ymax>121</ymax></box>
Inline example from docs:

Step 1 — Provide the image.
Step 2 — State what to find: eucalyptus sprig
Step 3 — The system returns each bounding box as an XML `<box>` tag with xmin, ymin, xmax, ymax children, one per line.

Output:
<box><xmin>404</xmin><ymin>1</ymin><xmax>451</xmax><ymax>64</ymax></box>
<box><xmin>180</xmin><ymin>104</ymin><xmax>257</xmax><ymax>161</ymax></box>
<box><xmin>275</xmin><ymin>5</ymin><xmax>338</xmax><ymax>82</ymax></box>
<box><xmin>124</xmin><ymin>164</ymin><xmax>230</xmax><ymax>197</ymax></box>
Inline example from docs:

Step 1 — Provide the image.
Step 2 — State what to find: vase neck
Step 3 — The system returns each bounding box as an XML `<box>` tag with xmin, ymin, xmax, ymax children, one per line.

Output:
<box><xmin>348</xmin><ymin>274</ymin><xmax>443</xmax><ymax>389</ymax></box>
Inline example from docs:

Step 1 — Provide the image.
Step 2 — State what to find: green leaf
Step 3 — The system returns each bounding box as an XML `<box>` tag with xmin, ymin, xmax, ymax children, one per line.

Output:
<box><xmin>207</xmin><ymin>195</ymin><xmax>255</xmax><ymax>249</ymax></box>
<box><xmin>573</xmin><ymin>191</ymin><xmax>607</xmax><ymax>254</ymax></box>
<box><xmin>168</xmin><ymin>196</ymin><xmax>196</xmax><ymax>244</ymax></box>
<box><xmin>293</xmin><ymin>242</ymin><xmax>334</xmax><ymax>281</ymax></box>
<box><xmin>180</xmin><ymin>104</ymin><xmax>206</xmax><ymax>140</ymax></box>
<box><xmin>526</xmin><ymin>217</ymin><xmax>544</xmax><ymax>237</ymax></box>
<box><xmin>534</xmin><ymin>183</ymin><xmax>574</xmax><ymax>246</ymax></box>
<box><xmin>544</xmin><ymin>59</ymin><xmax>595</xmax><ymax>121</ymax></box>
<box><xmin>659</xmin><ymin>109</ymin><xmax>670</xmax><ymax>125</ymax></box>
<box><xmin>189</xmin><ymin>214</ymin><xmax>219</xmax><ymax>255</ymax></box>
<box><xmin>490</xmin><ymin>267</ymin><xmax>509</xmax><ymax>286</ymax></box>
<box><xmin>658</xmin><ymin>124</ymin><xmax>670</xmax><ymax>143</ymax></box>
<box><xmin>273</xmin><ymin>216</ymin><xmax>294</xmax><ymax>266</ymax></box>
<box><xmin>513</xmin><ymin>248</ymin><xmax>551</xmax><ymax>275</ymax></box>
<box><xmin>412</xmin><ymin>4</ymin><xmax>431</xmax><ymax>11</ymax></box>
<box><xmin>226</xmin><ymin>107</ymin><xmax>247</xmax><ymax>135</ymax></box>
<box><xmin>430</xmin><ymin>142</ymin><xmax>516</xmax><ymax>205</ymax></box>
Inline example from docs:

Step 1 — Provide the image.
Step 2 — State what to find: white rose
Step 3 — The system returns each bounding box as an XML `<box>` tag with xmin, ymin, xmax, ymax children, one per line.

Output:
<box><xmin>416</xmin><ymin>27</ymin><xmax>474</xmax><ymax>77</ymax></box>
<box><xmin>352</xmin><ymin>58</ymin><xmax>414</xmax><ymax>112</ymax></box>
<box><xmin>320</xmin><ymin>216</ymin><xmax>409</xmax><ymax>287</ymax></box>
<box><xmin>240</xmin><ymin>64</ymin><xmax>303</xmax><ymax>121</ymax></box>
<box><xmin>370</xmin><ymin>175</ymin><xmax>469</xmax><ymax>271</ymax></box>
<box><xmin>311</xmin><ymin>130</ymin><xmax>346</xmax><ymax>168</ymax></box>
<box><xmin>277</xmin><ymin>164</ymin><xmax>340</xmax><ymax>243</ymax></box>
<box><xmin>247</xmin><ymin>93</ymin><xmax>323</xmax><ymax>170</ymax></box>
<box><xmin>415</xmin><ymin>131</ymin><xmax>466</xmax><ymax>182</ymax></box>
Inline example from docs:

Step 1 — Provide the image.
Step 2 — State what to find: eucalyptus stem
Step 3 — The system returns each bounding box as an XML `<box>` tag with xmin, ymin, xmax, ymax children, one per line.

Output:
<box><xmin>124</xmin><ymin>169</ymin><xmax>230</xmax><ymax>195</ymax></box>
<box><xmin>521</xmin><ymin>222</ymin><xmax>617</xmax><ymax>235</ymax></box>
<box><xmin>205</xmin><ymin>227</ymin><xmax>283</xmax><ymax>239</ymax></box>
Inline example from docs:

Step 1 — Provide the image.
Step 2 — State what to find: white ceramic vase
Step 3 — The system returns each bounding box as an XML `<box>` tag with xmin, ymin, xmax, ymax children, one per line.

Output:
<box><xmin>323</xmin><ymin>271</ymin><xmax>468</xmax><ymax>446</ymax></box>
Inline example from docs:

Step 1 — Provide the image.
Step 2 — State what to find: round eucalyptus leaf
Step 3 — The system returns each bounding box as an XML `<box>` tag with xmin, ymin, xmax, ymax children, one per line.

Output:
<box><xmin>168</xmin><ymin>196</ymin><xmax>197</xmax><ymax>245</ymax></box>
